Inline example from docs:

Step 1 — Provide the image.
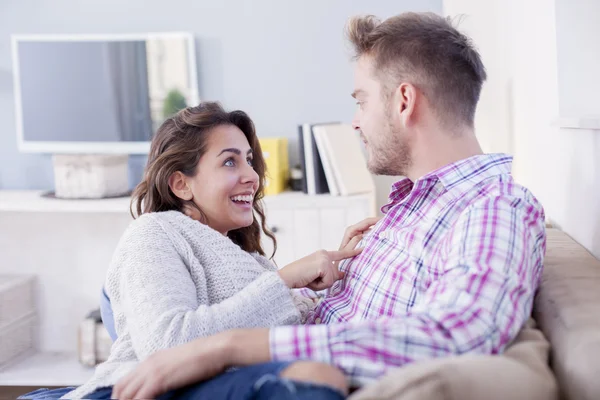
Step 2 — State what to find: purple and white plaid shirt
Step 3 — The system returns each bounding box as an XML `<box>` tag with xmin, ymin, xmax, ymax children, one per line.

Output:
<box><xmin>269</xmin><ymin>153</ymin><xmax>546</xmax><ymax>387</ymax></box>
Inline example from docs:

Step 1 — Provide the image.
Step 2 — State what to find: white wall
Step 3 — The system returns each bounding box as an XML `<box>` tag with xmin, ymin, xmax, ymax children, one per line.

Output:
<box><xmin>443</xmin><ymin>0</ymin><xmax>600</xmax><ymax>259</ymax></box>
<box><xmin>442</xmin><ymin>0</ymin><xmax>513</xmax><ymax>155</ymax></box>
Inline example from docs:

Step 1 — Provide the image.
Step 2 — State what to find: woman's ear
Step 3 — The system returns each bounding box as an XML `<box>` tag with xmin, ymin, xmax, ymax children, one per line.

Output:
<box><xmin>168</xmin><ymin>171</ymin><xmax>193</xmax><ymax>201</ymax></box>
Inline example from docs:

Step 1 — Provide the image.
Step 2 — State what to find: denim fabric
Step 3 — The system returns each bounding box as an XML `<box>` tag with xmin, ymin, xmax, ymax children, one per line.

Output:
<box><xmin>172</xmin><ymin>361</ymin><xmax>346</xmax><ymax>400</ymax></box>
<box><xmin>18</xmin><ymin>362</ymin><xmax>345</xmax><ymax>400</ymax></box>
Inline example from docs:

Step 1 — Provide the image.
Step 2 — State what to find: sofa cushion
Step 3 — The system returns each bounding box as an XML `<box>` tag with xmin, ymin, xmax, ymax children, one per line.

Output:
<box><xmin>533</xmin><ymin>228</ymin><xmax>600</xmax><ymax>400</ymax></box>
<box><xmin>349</xmin><ymin>319</ymin><xmax>558</xmax><ymax>400</ymax></box>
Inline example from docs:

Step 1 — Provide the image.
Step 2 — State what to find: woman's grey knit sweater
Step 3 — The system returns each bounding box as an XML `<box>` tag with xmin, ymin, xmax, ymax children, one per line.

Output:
<box><xmin>64</xmin><ymin>210</ymin><xmax>313</xmax><ymax>399</ymax></box>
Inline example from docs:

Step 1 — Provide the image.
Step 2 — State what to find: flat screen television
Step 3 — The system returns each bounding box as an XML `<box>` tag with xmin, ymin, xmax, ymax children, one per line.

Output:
<box><xmin>11</xmin><ymin>32</ymin><xmax>199</xmax><ymax>154</ymax></box>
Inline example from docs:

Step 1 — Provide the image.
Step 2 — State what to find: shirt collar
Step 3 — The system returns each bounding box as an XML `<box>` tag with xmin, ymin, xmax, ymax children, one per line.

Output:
<box><xmin>381</xmin><ymin>153</ymin><xmax>513</xmax><ymax>214</ymax></box>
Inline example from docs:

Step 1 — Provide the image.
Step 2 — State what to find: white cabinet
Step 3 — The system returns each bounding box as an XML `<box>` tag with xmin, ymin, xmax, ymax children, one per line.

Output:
<box><xmin>261</xmin><ymin>193</ymin><xmax>374</xmax><ymax>267</ymax></box>
<box><xmin>0</xmin><ymin>190</ymin><xmax>374</xmax><ymax>386</ymax></box>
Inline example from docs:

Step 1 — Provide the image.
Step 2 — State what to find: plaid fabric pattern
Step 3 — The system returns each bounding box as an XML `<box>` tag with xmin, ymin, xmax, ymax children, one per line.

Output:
<box><xmin>270</xmin><ymin>154</ymin><xmax>546</xmax><ymax>387</ymax></box>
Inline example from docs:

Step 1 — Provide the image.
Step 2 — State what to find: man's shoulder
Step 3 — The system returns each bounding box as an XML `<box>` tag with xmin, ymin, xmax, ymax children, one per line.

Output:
<box><xmin>465</xmin><ymin>175</ymin><xmax>544</xmax><ymax>214</ymax></box>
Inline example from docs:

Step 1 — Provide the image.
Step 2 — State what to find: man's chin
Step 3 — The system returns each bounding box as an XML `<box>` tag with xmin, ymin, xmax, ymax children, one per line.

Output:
<box><xmin>367</xmin><ymin>161</ymin><xmax>402</xmax><ymax>176</ymax></box>
<box><xmin>366</xmin><ymin>159</ymin><xmax>385</xmax><ymax>175</ymax></box>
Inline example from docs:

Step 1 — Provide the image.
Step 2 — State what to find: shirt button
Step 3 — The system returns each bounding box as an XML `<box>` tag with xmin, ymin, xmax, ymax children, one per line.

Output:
<box><xmin>379</xmin><ymin>230</ymin><xmax>389</xmax><ymax>240</ymax></box>
<box><xmin>315</xmin><ymin>317</ymin><xmax>322</xmax><ymax>324</ymax></box>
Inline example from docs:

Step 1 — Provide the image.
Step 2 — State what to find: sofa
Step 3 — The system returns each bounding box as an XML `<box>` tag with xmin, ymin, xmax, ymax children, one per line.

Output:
<box><xmin>349</xmin><ymin>228</ymin><xmax>600</xmax><ymax>400</ymax></box>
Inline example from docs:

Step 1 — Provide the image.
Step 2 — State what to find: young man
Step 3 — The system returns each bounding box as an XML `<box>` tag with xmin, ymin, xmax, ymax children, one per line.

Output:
<box><xmin>113</xmin><ymin>12</ymin><xmax>546</xmax><ymax>399</ymax></box>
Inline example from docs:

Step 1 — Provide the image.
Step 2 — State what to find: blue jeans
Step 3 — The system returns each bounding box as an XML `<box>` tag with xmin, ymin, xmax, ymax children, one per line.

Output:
<box><xmin>18</xmin><ymin>361</ymin><xmax>346</xmax><ymax>399</ymax></box>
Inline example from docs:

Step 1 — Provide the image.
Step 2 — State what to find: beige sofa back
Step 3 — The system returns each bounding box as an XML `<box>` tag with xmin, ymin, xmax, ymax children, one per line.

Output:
<box><xmin>533</xmin><ymin>228</ymin><xmax>600</xmax><ymax>400</ymax></box>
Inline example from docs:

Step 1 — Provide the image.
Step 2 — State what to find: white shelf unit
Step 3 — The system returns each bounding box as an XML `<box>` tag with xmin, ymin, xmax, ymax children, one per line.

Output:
<box><xmin>0</xmin><ymin>352</ymin><xmax>93</xmax><ymax>386</ymax></box>
<box><xmin>0</xmin><ymin>189</ymin><xmax>374</xmax><ymax>387</ymax></box>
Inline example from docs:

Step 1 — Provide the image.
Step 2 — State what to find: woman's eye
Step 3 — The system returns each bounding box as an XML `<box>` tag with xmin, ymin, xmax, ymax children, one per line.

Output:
<box><xmin>247</xmin><ymin>158</ymin><xmax>253</xmax><ymax>166</ymax></box>
<box><xmin>224</xmin><ymin>159</ymin><xmax>235</xmax><ymax>167</ymax></box>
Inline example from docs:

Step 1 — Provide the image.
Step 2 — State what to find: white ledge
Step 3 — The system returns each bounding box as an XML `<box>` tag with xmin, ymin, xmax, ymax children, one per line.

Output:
<box><xmin>556</xmin><ymin>116</ymin><xmax>600</xmax><ymax>130</ymax></box>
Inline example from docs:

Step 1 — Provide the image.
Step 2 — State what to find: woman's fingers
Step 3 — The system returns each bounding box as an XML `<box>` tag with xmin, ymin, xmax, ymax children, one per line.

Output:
<box><xmin>340</xmin><ymin>217</ymin><xmax>381</xmax><ymax>248</ymax></box>
<box><xmin>113</xmin><ymin>371</ymin><xmax>144</xmax><ymax>400</ymax></box>
<box><xmin>347</xmin><ymin>234</ymin><xmax>363</xmax><ymax>249</ymax></box>
<box><xmin>329</xmin><ymin>245</ymin><xmax>363</xmax><ymax>262</ymax></box>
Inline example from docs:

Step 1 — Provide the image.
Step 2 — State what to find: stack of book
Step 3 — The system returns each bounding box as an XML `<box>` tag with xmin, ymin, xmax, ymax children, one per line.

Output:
<box><xmin>298</xmin><ymin>123</ymin><xmax>375</xmax><ymax>196</ymax></box>
<box><xmin>0</xmin><ymin>275</ymin><xmax>37</xmax><ymax>370</ymax></box>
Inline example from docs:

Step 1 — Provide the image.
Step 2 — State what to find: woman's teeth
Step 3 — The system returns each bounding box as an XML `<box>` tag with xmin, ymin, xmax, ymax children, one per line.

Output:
<box><xmin>231</xmin><ymin>195</ymin><xmax>253</xmax><ymax>203</ymax></box>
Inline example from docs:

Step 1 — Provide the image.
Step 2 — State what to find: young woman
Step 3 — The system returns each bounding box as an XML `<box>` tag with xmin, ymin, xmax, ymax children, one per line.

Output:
<box><xmin>21</xmin><ymin>102</ymin><xmax>362</xmax><ymax>400</ymax></box>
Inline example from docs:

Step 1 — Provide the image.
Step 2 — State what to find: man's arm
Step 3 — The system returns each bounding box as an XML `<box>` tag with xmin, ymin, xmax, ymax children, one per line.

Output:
<box><xmin>259</xmin><ymin>196</ymin><xmax>546</xmax><ymax>387</ymax></box>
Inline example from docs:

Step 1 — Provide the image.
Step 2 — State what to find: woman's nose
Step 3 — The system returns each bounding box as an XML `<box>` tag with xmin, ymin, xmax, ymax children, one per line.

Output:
<box><xmin>241</xmin><ymin>163</ymin><xmax>259</xmax><ymax>184</ymax></box>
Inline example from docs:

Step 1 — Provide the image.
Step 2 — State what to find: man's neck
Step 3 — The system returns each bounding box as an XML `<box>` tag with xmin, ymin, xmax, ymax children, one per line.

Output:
<box><xmin>405</xmin><ymin>125</ymin><xmax>484</xmax><ymax>182</ymax></box>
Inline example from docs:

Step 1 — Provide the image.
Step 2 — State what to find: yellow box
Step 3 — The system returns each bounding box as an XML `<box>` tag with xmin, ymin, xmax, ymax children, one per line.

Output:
<box><xmin>259</xmin><ymin>138</ymin><xmax>289</xmax><ymax>196</ymax></box>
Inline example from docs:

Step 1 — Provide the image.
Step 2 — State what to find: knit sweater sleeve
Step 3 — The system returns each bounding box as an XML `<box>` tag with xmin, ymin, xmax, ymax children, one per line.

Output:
<box><xmin>251</xmin><ymin>254</ymin><xmax>317</xmax><ymax>323</ymax></box>
<box><xmin>109</xmin><ymin>216</ymin><xmax>301</xmax><ymax>359</ymax></box>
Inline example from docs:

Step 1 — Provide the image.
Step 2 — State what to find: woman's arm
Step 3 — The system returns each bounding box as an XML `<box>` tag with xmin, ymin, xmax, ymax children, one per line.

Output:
<box><xmin>251</xmin><ymin>254</ymin><xmax>317</xmax><ymax>322</ymax></box>
<box><xmin>109</xmin><ymin>216</ymin><xmax>301</xmax><ymax>360</ymax></box>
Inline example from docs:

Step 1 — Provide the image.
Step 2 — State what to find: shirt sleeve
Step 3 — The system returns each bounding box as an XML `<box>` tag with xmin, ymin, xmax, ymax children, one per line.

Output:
<box><xmin>269</xmin><ymin>196</ymin><xmax>546</xmax><ymax>387</ymax></box>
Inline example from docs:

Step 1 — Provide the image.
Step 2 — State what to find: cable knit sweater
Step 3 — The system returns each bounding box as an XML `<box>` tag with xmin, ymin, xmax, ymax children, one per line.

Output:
<box><xmin>65</xmin><ymin>210</ymin><xmax>314</xmax><ymax>399</ymax></box>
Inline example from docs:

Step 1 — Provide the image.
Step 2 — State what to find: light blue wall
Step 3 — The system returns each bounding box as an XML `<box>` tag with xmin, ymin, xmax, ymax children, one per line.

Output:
<box><xmin>0</xmin><ymin>0</ymin><xmax>441</xmax><ymax>190</ymax></box>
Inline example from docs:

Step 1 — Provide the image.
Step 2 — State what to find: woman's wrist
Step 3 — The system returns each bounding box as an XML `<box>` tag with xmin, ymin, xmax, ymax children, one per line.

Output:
<box><xmin>277</xmin><ymin>267</ymin><xmax>294</xmax><ymax>288</ymax></box>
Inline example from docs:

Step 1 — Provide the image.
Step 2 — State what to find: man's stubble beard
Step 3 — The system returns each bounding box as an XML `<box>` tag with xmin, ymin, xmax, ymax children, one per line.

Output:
<box><xmin>367</xmin><ymin>112</ymin><xmax>412</xmax><ymax>177</ymax></box>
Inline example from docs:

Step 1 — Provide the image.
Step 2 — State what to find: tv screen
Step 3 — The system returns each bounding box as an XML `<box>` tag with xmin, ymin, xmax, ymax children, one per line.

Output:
<box><xmin>12</xmin><ymin>33</ymin><xmax>199</xmax><ymax>154</ymax></box>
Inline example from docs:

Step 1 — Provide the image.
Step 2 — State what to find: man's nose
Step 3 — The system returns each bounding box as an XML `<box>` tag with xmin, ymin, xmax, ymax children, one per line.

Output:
<box><xmin>351</xmin><ymin>113</ymin><xmax>360</xmax><ymax>131</ymax></box>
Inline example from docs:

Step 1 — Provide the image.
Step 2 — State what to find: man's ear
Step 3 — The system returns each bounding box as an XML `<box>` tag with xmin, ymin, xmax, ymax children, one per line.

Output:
<box><xmin>395</xmin><ymin>82</ymin><xmax>417</xmax><ymax>127</ymax></box>
<box><xmin>168</xmin><ymin>171</ymin><xmax>193</xmax><ymax>201</ymax></box>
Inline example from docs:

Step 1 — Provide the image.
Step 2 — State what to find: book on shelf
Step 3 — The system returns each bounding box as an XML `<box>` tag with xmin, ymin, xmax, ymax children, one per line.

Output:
<box><xmin>298</xmin><ymin>123</ymin><xmax>336</xmax><ymax>195</ymax></box>
<box><xmin>298</xmin><ymin>122</ymin><xmax>374</xmax><ymax>197</ymax></box>
<box><xmin>259</xmin><ymin>137</ymin><xmax>289</xmax><ymax>196</ymax></box>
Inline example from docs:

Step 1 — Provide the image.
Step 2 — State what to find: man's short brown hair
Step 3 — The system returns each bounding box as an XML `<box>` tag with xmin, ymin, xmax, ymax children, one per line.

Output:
<box><xmin>346</xmin><ymin>12</ymin><xmax>486</xmax><ymax>127</ymax></box>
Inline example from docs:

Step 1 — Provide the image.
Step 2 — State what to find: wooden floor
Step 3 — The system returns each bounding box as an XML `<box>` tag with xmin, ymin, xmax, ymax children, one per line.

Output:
<box><xmin>0</xmin><ymin>386</ymin><xmax>60</xmax><ymax>399</ymax></box>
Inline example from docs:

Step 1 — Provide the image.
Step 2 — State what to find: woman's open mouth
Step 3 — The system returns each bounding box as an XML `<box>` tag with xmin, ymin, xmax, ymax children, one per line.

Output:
<box><xmin>230</xmin><ymin>194</ymin><xmax>253</xmax><ymax>209</ymax></box>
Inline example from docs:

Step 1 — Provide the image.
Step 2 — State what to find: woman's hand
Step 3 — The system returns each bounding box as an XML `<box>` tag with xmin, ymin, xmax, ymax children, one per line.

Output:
<box><xmin>331</xmin><ymin>216</ymin><xmax>380</xmax><ymax>270</ymax></box>
<box><xmin>112</xmin><ymin>334</ymin><xmax>230</xmax><ymax>399</ymax></box>
<box><xmin>278</xmin><ymin>237</ymin><xmax>363</xmax><ymax>291</ymax></box>
<box><xmin>339</xmin><ymin>217</ymin><xmax>381</xmax><ymax>249</ymax></box>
